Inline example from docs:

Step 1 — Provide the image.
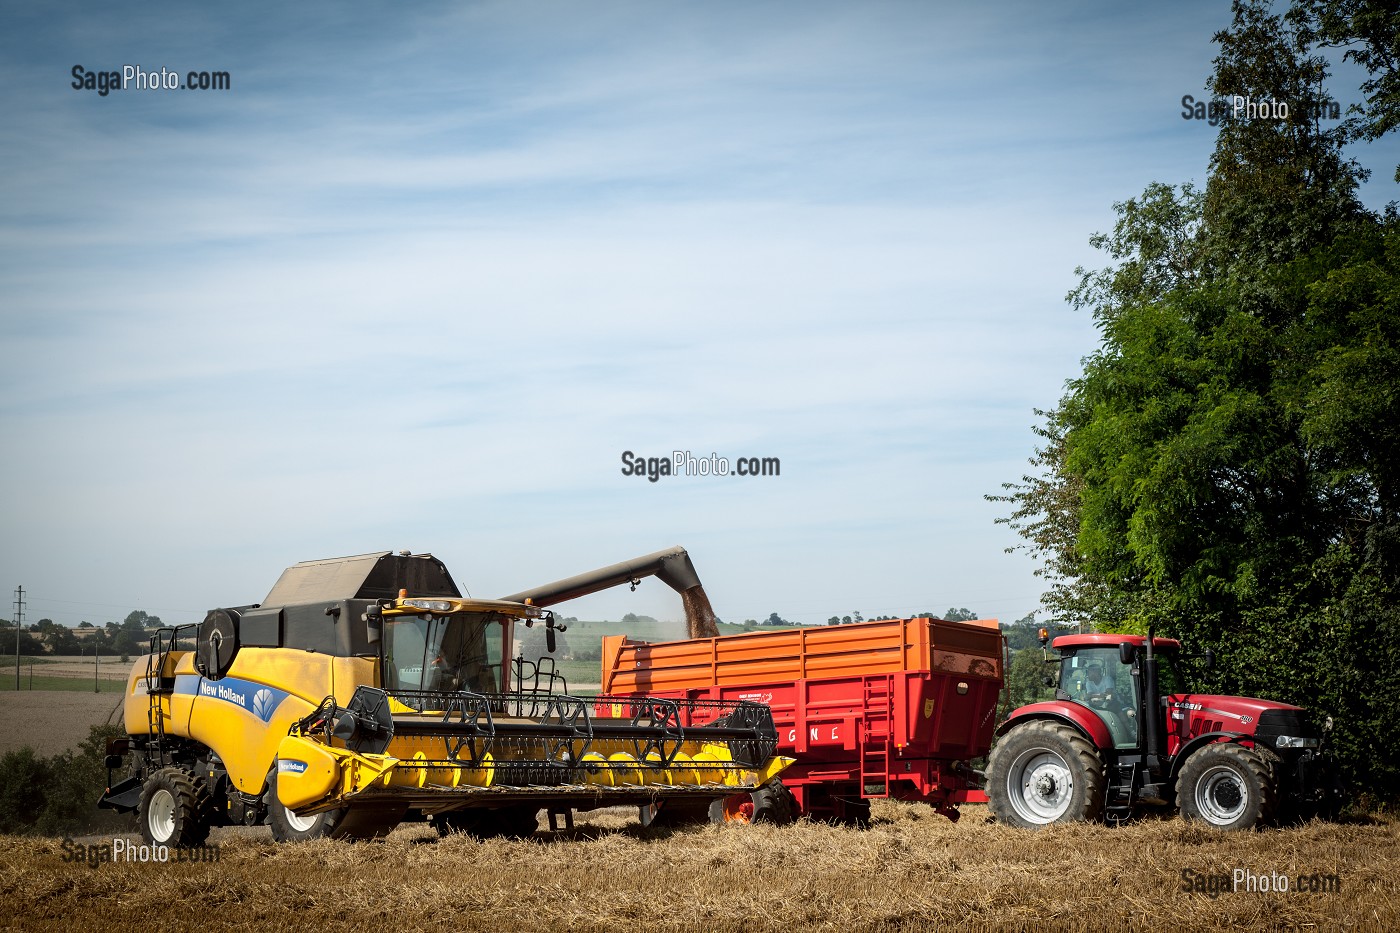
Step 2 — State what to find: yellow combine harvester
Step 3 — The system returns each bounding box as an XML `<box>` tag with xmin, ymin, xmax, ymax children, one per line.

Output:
<box><xmin>98</xmin><ymin>551</ymin><xmax>790</xmax><ymax>845</ymax></box>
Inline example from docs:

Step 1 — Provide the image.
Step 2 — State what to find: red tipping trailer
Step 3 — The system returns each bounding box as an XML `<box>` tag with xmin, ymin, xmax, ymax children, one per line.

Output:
<box><xmin>602</xmin><ymin>616</ymin><xmax>1004</xmax><ymax>823</ymax></box>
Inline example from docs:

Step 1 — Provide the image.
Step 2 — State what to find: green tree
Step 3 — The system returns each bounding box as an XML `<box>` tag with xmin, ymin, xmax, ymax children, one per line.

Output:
<box><xmin>991</xmin><ymin>0</ymin><xmax>1400</xmax><ymax>796</ymax></box>
<box><xmin>1292</xmin><ymin>0</ymin><xmax>1400</xmax><ymax>179</ymax></box>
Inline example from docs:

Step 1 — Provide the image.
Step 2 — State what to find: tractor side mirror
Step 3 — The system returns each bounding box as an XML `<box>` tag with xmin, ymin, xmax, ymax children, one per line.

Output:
<box><xmin>1042</xmin><ymin>674</ymin><xmax>1055</xmax><ymax>688</ymax></box>
<box><xmin>1203</xmin><ymin>648</ymin><xmax>1215</xmax><ymax>670</ymax></box>
<box><xmin>364</xmin><ymin>605</ymin><xmax>383</xmax><ymax>645</ymax></box>
<box><xmin>1118</xmin><ymin>642</ymin><xmax>1135</xmax><ymax>666</ymax></box>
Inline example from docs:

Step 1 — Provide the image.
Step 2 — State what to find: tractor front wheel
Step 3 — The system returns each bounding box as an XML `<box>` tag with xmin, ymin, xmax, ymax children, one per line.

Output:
<box><xmin>1177</xmin><ymin>743</ymin><xmax>1276</xmax><ymax>830</ymax></box>
<box><xmin>987</xmin><ymin>720</ymin><xmax>1106</xmax><ymax>828</ymax></box>
<box><xmin>138</xmin><ymin>768</ymin><xmax>211</xmax><ymax>848</ymax></box>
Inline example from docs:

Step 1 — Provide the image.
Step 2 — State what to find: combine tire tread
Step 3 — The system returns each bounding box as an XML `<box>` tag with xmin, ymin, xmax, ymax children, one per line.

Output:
<box><xmin>138</xmin><ymin>767</ymin><xmax>212</xmax><ymax>848</ymax></box>
<box><xmin>267</xmin><ymin>762</ymin><xmax>347</xmax><ymax>842</ymax></box>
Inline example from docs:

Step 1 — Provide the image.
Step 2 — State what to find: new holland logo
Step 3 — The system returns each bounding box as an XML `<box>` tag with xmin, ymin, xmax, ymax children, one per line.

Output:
<box><xmin>252</xmin><ymin>688</ymin><xmax>277</xmax><ymax>722</ymax></box>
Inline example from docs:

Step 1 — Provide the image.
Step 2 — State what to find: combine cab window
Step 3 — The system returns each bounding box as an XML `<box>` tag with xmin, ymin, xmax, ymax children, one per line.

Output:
<box><xmin>385</xmin><ymin>612</ymin><xmax>504</xmax><ymax>696</ymax></box>
<box><xmin>1063</xmin><ymin>647</ymin><xmax>1140</xmax><ymax>749</ymax></box>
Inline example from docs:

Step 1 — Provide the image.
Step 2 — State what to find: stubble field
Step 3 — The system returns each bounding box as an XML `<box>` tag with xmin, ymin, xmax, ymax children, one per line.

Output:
<box><xmin>1</xmin><ymin>802</ymin><xmax>1394</xmax><ymax>932</ymax></box>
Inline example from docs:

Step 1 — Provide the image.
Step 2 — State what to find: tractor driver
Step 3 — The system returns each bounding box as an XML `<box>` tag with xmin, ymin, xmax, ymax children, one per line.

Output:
<box><xmin>1083</xmin><ymin>660</ymin><xmax>1114</xmax><ymax>696</ymax></box>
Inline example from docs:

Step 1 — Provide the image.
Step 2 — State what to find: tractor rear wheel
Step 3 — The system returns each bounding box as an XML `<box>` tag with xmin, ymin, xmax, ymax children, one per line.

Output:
<box><xmin>1177</xmin><ymin>743</ymin><xmax>1277</xmax><ymax>830</ymax></box>
<box><xmin>987</xmin><ymin>720</ymin><xmax>1106</xmax><ymax>828</ymax></box>
<box><xmin>138</xmin><ymin>767</ymin><xmax>211</xmax><ymax>848</ymax></box>
<box><xmin>709</xmin><ymin>780</ymin><xmax>796</xmax><ymax>825</ymax></box>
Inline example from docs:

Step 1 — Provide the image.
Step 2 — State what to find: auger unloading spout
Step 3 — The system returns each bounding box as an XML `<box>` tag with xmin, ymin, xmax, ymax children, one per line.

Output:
<box><xmin>500</xmin><ymin>546</ymin><xmax>721</xmax><ymax>639</ymax></box>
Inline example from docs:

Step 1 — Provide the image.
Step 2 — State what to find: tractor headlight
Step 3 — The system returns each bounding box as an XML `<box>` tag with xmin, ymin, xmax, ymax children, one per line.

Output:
<box><xmin>1275</xmin><ymin>735</ymin><xmax>1321</xmax><ymax>749</ymax></box>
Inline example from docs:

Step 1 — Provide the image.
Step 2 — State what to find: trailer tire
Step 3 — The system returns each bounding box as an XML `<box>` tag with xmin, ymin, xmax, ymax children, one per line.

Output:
<box><xmin>1177</xmin><ymin>742</ymin><xmax>1276</xmax><ymax>830</ymax></box>
<box><xmin>987</xmin><ymin>720</ymin><xmax>1105</xmax><ymax>828</ymax></box>
<box><xmin>138</xmin><ymin>767</ymin><xmax>211</xmax><ymax>848</ymax></box>
<box><xmin>709</xmin><ymin>780</ymin><xmax>795</xmax><ymax>825</ymax></box>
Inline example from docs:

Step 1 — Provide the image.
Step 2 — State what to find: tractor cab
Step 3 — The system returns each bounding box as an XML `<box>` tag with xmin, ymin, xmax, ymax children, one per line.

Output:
<box><xmin>1050</xmin><ymin>633</ymin><xmax>1184</xmax><ymax>753</ymax></box>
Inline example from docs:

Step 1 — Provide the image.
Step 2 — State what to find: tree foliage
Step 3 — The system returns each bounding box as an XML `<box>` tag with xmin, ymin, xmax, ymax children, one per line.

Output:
<box><xmin>991</xmin><ymin>0</ymin><xmax>1400</xmax><ymax>797</ymax></box>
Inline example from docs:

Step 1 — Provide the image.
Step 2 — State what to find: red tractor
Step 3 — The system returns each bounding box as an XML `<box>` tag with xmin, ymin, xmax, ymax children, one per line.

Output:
<box><xmin>987</xmin><ymin>630</ymin><xmax>1341</xmax><ymax>829</ymax></box>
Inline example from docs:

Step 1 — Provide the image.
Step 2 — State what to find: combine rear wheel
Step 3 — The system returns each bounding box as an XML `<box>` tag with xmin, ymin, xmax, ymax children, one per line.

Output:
<box><xmin>138</xmin><ymin>768</ymin><xmax>211</xmax><ymax>848</ymax></box>
<box><xmin>987</xmin><ymin>720</ymin><xmax>1105</xmax><ymax>828</ymax></box>
<box><xmin>709</xmin><ymin>780</ymin><xmax>796</xmax><ymax>825</ymax></box>
<box><xmin>1177</xmin><ymin>743</ymin><xmax>1276</xmax><ymax>830</ymax></box>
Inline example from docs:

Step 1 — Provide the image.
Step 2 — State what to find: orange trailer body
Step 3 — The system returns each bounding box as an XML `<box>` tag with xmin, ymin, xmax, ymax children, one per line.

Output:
<box><xmin>602</xmin><ymin>617</ymin><xmax>1004</xmax><ymax>822</ymax></box>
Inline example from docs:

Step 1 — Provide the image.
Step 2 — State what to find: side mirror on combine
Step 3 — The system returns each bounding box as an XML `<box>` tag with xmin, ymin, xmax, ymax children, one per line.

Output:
<box><xmin>1118</xmin><ymin>642</ymin><xmax>1135</xmax><ymax>665</ymax></box>
<box><xmin>363</xmin><ymin>604</ymin><xmax>384</xmax><ymax>644</ymax></box>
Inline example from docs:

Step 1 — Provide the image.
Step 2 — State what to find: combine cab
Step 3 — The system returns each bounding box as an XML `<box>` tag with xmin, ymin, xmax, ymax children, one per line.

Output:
<box><xmin>98</xmin><ymin>552</ymin><xmax>789</xmax><ymax>846</ymax></box>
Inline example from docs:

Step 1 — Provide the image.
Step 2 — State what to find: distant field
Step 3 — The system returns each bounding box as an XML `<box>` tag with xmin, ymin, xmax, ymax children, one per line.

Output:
<box><xmin>0</xmin><ymin>675</ymin><xmax>125</xmax><ymax>693</ymax></box>
<box><xmin>4</xmin><ymin>802</ymin><xmax>1394</xmax><ymax>931</ymax></box>
<box><xmin>531</xmin><ymin>617</ymin><xmax>803</xmax><ymax>689</ymax></box>
<box><xmin>0</xmin><ymin>692</ymin><xmax>125</xmax><ymax>756</ymax></box>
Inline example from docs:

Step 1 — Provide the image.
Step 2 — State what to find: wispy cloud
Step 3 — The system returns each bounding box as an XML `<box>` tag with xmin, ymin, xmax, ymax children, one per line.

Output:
<box><xmin>3</xmin><ymin>1</ymin><xmax>1393</xmax><ymax>628</ymax></box>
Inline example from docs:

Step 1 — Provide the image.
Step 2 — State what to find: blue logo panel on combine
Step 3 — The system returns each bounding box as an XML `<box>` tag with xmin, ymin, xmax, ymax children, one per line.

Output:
<box><xmin>180</xmin><ymin>675</ymin><xmax>290</xmax><ymax>723</ymax></box>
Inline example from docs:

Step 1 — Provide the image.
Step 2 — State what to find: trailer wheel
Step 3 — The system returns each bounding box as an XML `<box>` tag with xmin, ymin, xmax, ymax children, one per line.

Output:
<box><xmin>1177</xmin><ymin>743</ymin><xmax>1276</xmax><ymax>830</ymax></box>
<box><xmin>138</xmin><ymin>767</ymin><xmax>211</xmax><ymax>848</ymax></box>
<box><xmin>709</xmin><ymin>780</ymin><xmax>795</xmax><ymax>825</ymax></box>
<box><xmin>987</xmin><ymin>720</ymin><xmax>1105</xmax><ymax>828</ymax></box>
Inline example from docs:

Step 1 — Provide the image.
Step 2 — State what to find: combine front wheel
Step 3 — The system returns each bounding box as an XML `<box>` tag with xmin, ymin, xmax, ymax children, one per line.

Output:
<box><xmin>267</xmin><ymin>763</ymin><xmax>345</xmax><ymax>842</ymax></box>
<box><xmin>987</xmin><ymin>720</ymin><xmax>1106</xmax><ymax>829</ymax></box>
<box><xmin>1177</xmin><ymin>743</ymin><xmax>1276</xmax><ymax>830</ymax></box>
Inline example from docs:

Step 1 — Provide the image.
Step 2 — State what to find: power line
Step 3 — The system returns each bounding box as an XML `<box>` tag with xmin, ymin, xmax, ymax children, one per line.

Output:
<box><xmin>13</xmin><ymin>585</ymin><xmax>24</xmax><ymax>690</ymax></box>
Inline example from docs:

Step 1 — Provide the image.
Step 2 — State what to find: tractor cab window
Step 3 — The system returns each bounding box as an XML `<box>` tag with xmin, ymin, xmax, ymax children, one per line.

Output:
<box><xmin>384</xmin><ymin>611</ymin><xmax>504</xmax><ymax>697</ymax></box>
<box><xmin>1156</xmin><ymin>652</ymin><xmax>1187</xmax><ymax>697</ymax></box>
<box><xmin>1063</xmin><ymin>647</ymin><xmax>1140</xmax><ymax>749</ymax></box>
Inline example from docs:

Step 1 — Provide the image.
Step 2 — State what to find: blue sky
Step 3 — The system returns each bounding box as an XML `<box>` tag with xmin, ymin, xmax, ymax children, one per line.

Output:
<box><xmin>2</xmin><ymin>1</ymin><xmax>1396</xmax><ymax>630</ymax></box>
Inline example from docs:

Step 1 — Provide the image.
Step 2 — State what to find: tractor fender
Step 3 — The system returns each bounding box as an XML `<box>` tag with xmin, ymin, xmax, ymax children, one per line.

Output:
<box><xmin>996</xmin><ymin>701</ymin><xmax>1114</xmax><ymax>750</ymax></box>
<box><xmin>1168</xmin><ymin>731</ymin><xmax>1248</xmax><ymax>779</ymax></box>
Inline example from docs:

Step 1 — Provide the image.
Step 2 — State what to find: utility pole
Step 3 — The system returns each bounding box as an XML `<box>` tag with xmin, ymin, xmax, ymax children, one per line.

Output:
<box><xmin>13</xmin><ymin>585</ymin><xmax>24</xmax><ymax>690</ymax></box>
